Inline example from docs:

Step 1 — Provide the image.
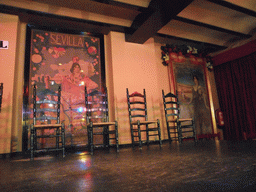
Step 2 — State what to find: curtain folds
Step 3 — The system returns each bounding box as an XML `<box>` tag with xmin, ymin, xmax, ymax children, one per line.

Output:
<box><xmin>214</xmin><ymin>52</ymin><xmax>256</xmax><ymax>140</ymax></box>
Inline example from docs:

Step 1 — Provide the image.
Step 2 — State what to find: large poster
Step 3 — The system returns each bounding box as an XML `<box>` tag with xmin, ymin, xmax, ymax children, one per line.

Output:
<box><xmin>173</xmin><ymin>59</ymin><xmax>213</xmax><ymax>136</ymax></box>
<box><xmin>29</xmin><ymin>28</ymin><xmax>104</xmax><ymax>146</ymax></box>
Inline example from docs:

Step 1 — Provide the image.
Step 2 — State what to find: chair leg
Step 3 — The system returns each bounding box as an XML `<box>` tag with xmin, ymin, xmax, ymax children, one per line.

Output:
<box><xmin>62</xmin><ymin>123</ymin><xmax>65</xmax><ymax>157</ymax></box>
<box><xmin>177</xmin><ymin>122</ymin><xmax>182</xmax><ymax>144</ymax></box>
<box><xmin>88</xmin><ymin>123</ymin><xmax>94</xmax><ymax>155</ymax></box>
<box><xmin>30</xmin><ymin>125</ymin><xmax>34</xmax><ymax>160</ymax></box>
<box><xmin>103</xmin><ymin>126</ymin><xmax>109</xmax><ymax>149</ymax></box>
<box><xmin>157</xmin><ymin>120</ymin><xmax>162</xmax><ymax>147</ymax></box>
<box><xmin>56</xmin><ymin>127</ymin><xmax>59</xmax><ymax>150</ymax></box>
<box><xmin>167</xmin><ymin>124</ymin><xmax>172</xmax><ymax>144</ymax></box>
<box><xmin>87</xmin><ymin>124</ymin><xmax>92</xmax><ymax>154</ymax></box>
<box><xmin>130</xmin><ymin>125</ymin><xmax>135</xmax><ymax>148</ymax></box>
<box><xmin>192</xmin><ymin>118</ymin><xmax>197</xmax><ymax>143</ymax></box>
<box><xmin>146</xmin><ymin>124</ymin><xmax>149</xmax><ymax>146</ymax></box>
<box><xmin>137</xmin><ymin>121</ymin><xmax>142</xmax><ymax>149</ymax></box>
<box><xmin>115</xmin><ymin>121</ymin><xmax>119</xmax><ymax>152</ymax></box>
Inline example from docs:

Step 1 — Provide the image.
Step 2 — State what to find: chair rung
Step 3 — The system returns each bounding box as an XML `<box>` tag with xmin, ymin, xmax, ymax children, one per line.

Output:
<box><xmin>181</xmin><ymin>129</ymin><xmax>194</xmax><ymax>131</ymax></box>
<box><xmin>167</xmin><ymin>120</ymin><xmax>177</xmax><ymax>123</ymax></box>
<box><xmin>182</xmin><ymin>136</ymin><xmax>196</xmax><ymax>139</ymax></box>
<box><xmin>182</xmin><ymin>132</ymin><xmax>194</xmax><ymax>135</ymax></box>
<box><xmin>168</xmin><ymin>126</ymin><xmax>178</xmax><ymax>129</ymax></box>
<box><xmin>108</xmin><ymin>131</ymin><xmax>116</xmax><ymax>134</ymax></box>
<box><xmin>36</xmin><ymin>135</ymin><xmax>62</xmax><ymax>138</ymax></box>
<box><xmin>91</xmin><ymin>122</ymin><xmax>116</xmax><ymax>126</ymax></box>
<box><xmin>92</xmin><ymin>144</ymin><xmax>109</xmax><ymax>147</ymax></box>
<box><xmin>93</xmin><ymin>132</ymin><xmax>104</xmax><ymax>135</ymax></box>
<box><xmin>180</xmin><ymin>118</ymin><xmax>193</xmax><ymax>121</ymax></box>
<box><xmin>132</xmin><ymin>122</ymin><xmax>158</xmax><ymax>125</ymax></box>
<box><xmin>148</xmin><ymin>134</ymin><xmax>159</xmax><ymax>136</ymax></box>
<box><xmin>33</xmin><ymin>148</ymin><xmax>63</xmax><ymax>153</ymax></box>
<box><xmin>180</xmin><ymin>127</ymin><xmax>193</xmax><ymax>130</ymax></box>
<box><xmin>132</xmin><ymin>129</ymin><xmax>159</xmax><ymax>132</ymax></box>
<box><xmin>180</xmin><ymin>125</ymin><xmax>193</xmax><ymax>127</ymax></box>
<box><xmin>33</xmin><ymin>124</ymin><xmax>62</xmax><ymax>128</ymax></box>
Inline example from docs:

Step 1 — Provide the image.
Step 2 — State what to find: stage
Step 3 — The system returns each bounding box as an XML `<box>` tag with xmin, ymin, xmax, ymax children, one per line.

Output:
<box><xmin>1</xmin><ymin>140</ymin><xmax>256</xmax><ymax>191</ymax></box>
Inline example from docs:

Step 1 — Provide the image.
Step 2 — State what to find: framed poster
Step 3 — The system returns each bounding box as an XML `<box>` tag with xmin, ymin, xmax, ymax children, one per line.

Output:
<box><xmin>172</xmin><ymin>59</ymin><xmax>213</xmax><ymax>136</ymax></box>
<box><xmin>25</xmin><ymin>26</ymin><xmax>105</xmax><ymax>147</ymax></box>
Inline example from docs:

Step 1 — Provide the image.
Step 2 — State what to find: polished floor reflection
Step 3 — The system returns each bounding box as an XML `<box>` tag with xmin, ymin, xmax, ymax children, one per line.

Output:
<box><xmin>1</xmin><ymin>140</ymin><xmax>256</xmax><ymax>192</ymax></box>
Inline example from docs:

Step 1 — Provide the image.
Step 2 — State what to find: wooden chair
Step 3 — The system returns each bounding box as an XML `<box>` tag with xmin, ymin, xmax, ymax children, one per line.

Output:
<box><xmin>126</xmin><ymin>88</ymin><xmax>162</xmax><ymax>149</ymax></box>
<box><xmin>0</xmin><ymin>83</ymin><xmax>3</xmax><ymax>112</ymax></box>
<box><xmin>85</xmin><ymin>87</ymin><xmax>119</xmax><ymax>155</ymax></box>
<box><xmin>30</xmin><ymin>84</ymin><xmax>65</xmax><ymax>160</ymax></box>
<box><xmin>162</xmin><ymin>90</ymin><xmax>197</xmax><ymax>143</ymax></box>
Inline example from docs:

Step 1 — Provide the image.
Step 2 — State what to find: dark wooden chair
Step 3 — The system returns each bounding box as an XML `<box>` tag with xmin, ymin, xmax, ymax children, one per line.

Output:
<box><xmin>0</xmin><ymin>83</ymin><xmax>3</xmax><ymax>112</ymax></box>
<box><xmin>85</xmin><ymin>87</ymin><xmax>119</xmax><ymax>155</ymax></box>
<box><xmin>126</xmin><ymin>88</ymin><xmax>162</xmax><ymax>149</ymax></box>
<box><xmin>162</xmin><ymin>90</ymin><xmax>197</xmax><ymax>143</ymax></box>
<box><xmin>30</xmin><ymin>84</ymin><xmax>65</xmax><ymax>160</ymax></box>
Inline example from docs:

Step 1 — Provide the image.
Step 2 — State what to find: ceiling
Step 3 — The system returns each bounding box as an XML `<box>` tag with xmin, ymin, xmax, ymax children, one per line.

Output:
<box><xmin>1</xmin><ymin>0</ymin><xmax>256</xmax><ymax>55</ymax></box>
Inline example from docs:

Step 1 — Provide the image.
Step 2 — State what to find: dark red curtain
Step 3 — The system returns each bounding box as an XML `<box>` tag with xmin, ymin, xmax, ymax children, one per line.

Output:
<box><xmin>213</xmin><ymin>51</ymin><xmax>256</xmax><ymax>140</ymax></box>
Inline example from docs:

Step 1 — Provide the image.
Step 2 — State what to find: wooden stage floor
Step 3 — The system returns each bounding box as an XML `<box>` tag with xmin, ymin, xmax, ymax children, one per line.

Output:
<box><xmin>1</xmin><ymin>140</ymin><xmax>256</xmax><ymax>192</ymax></box>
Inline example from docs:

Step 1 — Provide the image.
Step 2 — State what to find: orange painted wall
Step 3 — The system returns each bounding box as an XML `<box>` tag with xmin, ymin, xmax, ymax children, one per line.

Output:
<box><xmin>105</xmin><ymin>32</ymin><xmax>170</xmax><ymax>144</ymax></box>
<box><xmin>0</xmin><ymin>13</ymin><xmax>18</xmax><ymax>154</ymax></box>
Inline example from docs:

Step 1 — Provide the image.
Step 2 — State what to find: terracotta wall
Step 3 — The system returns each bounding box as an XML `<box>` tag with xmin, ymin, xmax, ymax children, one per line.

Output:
<box><xmin>105</xmin><ymin>32</ymin><xmax>170</xmax><ymax>144</ymax></box>
<box><xmin>0</xmin><ymin>13</ymin><xmax>26</xmax><ymax>154</ymax></box>
<box><xmin>0</xmin><ymin>13</ymin><xmax>18</xmax><ymax>154</ymax></box>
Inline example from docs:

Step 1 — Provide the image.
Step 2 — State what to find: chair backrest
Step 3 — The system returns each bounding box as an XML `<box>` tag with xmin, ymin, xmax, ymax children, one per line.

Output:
<box><xmin>32</xmin><ymin>84</ymin><xmax>61</xmax><ymax>125</ymax></box>
<box><xmin>85</xmin><ymin>87</ymin><xmax>109</xmax><ymax>123</ymax></box>
<box><xmin>126</xmin><ymin>88</ymin><xmax>148</xmax><ymax>123</ymax></box>
<box><xmin>0</xmin><ymin>83</ymin><xmax>3</xmax><ymax>112</ymax></box>
<box><xmin>162</xmin><ymin>90</ymin><xmax>180</xmax><ymax>121</ymax></box>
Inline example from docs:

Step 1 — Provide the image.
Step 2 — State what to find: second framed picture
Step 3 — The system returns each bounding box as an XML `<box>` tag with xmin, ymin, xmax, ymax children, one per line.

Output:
<box><xmin>171</xmin><ymin>58</ymin><xmax>213</xmax><ymax>136</ymax></box>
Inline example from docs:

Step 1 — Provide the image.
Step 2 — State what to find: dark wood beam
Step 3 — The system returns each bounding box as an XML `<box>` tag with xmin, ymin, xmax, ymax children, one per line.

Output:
<box><xmin>175</xmin><ymin>16</ymin><xmax>252</xmax><ymax>39</ymax></box>
<box><xmin>125</xmin><ymin>0</ymin><xmax>194</xmax><ymax>44</ymax></box>
<box><xmin>207</xmin><ymin>0</ymin><xmax>256</xmax><ymax>17</ymax></box>
<box><xmin>0</xmin><ymin>4</ymin><xmax>124</xmax><ymax>35</ymax></box>
<box><xmin>91</xmin><ymin>0</ymin><xmax>148</xmax><ymax>12</ymax></box>
<box><xmin>31</xmin><ymin>0</ymin><xmax>141</xmax><ymax>20</ymax></box>
<box><xmin>155</xmin><ymin>33</ymin><xmax>227</xmax><ymax>54</ymax></box>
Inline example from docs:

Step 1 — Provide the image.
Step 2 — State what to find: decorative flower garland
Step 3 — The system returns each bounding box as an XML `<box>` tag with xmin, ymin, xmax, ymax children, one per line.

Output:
<box><xmin>161</xmin><ymin>44</ymin><xmax>213</xmax><ymax>71</ymax></box>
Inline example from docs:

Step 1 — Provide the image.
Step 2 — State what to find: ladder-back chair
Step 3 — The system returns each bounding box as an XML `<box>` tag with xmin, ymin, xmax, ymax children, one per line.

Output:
<box><xmin>162</xmin><ymin>90</ymin><xmax>197</xmax><ymax>143</ymax></box>
<box><xmin>85</xmin><ymin>87</ymin><xmax>119</xmax><ymax>155</ymax></box>
<box><xmin>30</xmin><ymin>84</ymin><xmax>65</xmax><ymax>160</ymax></box>
<box><xmin>126</xmin><ymin>88</ymin><xmax>162</xmax><ymax>149</ymax></box>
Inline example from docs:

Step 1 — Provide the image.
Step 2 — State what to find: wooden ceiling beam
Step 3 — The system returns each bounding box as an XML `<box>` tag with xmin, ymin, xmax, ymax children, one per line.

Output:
<box><xmin>207</xmin><ymin>0</ymin><xmax>256</xmax><ymax>17</ymax></box>
<box><xmin>155</xmin><ymin>33</ymin><xmax>227</xmax><ymax>54</ymax></box>
<box><xmin>175</xmin><ymin>16</ymin><xmax>252</xmax><ymax>39</ymax></box>
<box><xmin>30</xmin><ymin>0</ymin><xmax>141</xmax><ymax>20</ymax></box>
<box><xmin>91</xmin><ymin>0</ymin><xmax>147</xmax><ymax>12</ymax></box>
<box><xmin>125</xmin><ymin>0</ymin><xmax>194</xmax><ymax>44</ymax></box>
<box><xmin>0</xmin><ymin>4</ymin><xmax>112</xmax><ymax>34</ymax></box>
